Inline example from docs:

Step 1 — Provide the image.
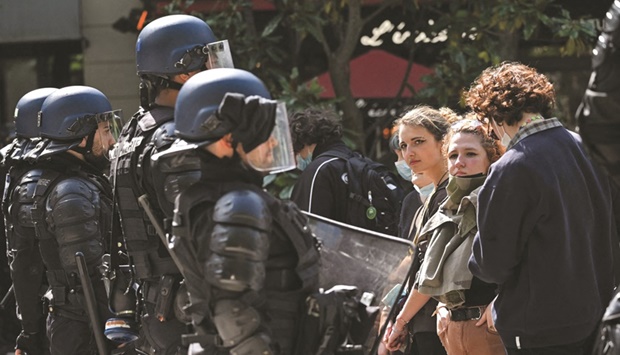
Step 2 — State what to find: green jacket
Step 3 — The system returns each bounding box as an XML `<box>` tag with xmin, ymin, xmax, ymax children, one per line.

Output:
<box><xmin>417</xmin><ymin>175</ymin><xmax>485</xmax><ymax>308</ymax></box>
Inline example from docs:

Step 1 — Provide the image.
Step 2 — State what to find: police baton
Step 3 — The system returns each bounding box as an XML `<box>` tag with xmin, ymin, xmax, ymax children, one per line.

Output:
<box><xmin>75</xmin><ymin>252</ymin><xmax>108</xmax><ymax>355</ymax></box>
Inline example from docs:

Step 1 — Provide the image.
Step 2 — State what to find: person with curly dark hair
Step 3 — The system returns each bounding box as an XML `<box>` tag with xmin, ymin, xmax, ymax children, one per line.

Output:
<box><xmin>289</xmin><ymin>107</ymin><xmax>350</xmax><ymax>222</ymax></box>
<box><xmin>465</xmin><ymin>61</ymin><xmax>618</xmax><ymax>355</ymax></box>
<box><xmin>289</xmin><ymin>107</ymin><xmax>406</xmax><ymax>235</ymax></box>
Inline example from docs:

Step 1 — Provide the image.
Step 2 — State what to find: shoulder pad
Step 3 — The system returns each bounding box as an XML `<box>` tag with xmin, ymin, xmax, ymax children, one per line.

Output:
<box><xmin>138</xmin><ymin>106</ymin><xmax>174</xmax><ymax>132</ymax></box>
<box><xmin>213</xmin><ymin>190</ymin><xmax>272</xmax><ymax>231</ymax></box>
<box><xmin>13</xmin><ymin>169</ymin><xmax>45</xmax><ymax>204</ymax></box>
<box><xmin>151</xmin><ymin>121</ymin><xmax>177</xmax><ymax>150</ymax></box>
<box><xmin>153</xmin><ymin>149</ymin><xmax>202</xmax><ymax>174</ymax></box>
<box><xmin>48</xmin><ymin>177</ymin><xmax>98</xmax><ymax>205</ymax></box>
<box><xmin>18</xmin><ymin>168</ymin><xmax>45</xmax><ymax>185</ymax></box>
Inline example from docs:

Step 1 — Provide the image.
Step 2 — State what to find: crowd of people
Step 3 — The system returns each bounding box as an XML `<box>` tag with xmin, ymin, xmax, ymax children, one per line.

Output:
<box><xmin>1</xmin><ymin>2</ymin><xmax>620</xmax><ymax>355</ymax></box>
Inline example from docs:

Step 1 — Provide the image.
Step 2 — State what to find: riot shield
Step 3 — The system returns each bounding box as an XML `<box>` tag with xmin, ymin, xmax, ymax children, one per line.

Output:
<box><xmin>304</xmin><ymin>212</ymin><xmax>414</xmax><ymax>354</ymax></box>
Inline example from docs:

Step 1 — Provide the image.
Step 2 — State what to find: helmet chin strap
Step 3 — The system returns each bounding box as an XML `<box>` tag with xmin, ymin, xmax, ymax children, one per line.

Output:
<box><xmin>72</xmin><ymin>130</ymin><xmax>96</xmax><ymax>156</ymax></box>
<box><xmin>152</xmin><ymin>76</ymin><xmax>183</xmax><ymax>91</ymax></box>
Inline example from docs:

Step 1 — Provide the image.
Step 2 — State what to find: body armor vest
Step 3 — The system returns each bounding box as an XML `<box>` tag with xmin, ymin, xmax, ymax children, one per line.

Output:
<box><xmin>110</xmin><ymin>106</ymin><xmax>178</xmax><ymax>280</ymax></box>
<box><xmin>3</xmin><ymin>164</ymin><xmax>47</xmax><ymax>332</ymax></box>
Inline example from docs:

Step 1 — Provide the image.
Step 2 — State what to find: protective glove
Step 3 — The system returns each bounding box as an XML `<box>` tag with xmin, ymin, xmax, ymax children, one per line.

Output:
<box><xmin>16</xmin><ymin>330</ymin><xmax>46</xmax><ymax>355</ymax></box>
<box><xmin>216</xmin><ymin>93</ymin><xmax>276</xmax><ymax>152</ymax></box>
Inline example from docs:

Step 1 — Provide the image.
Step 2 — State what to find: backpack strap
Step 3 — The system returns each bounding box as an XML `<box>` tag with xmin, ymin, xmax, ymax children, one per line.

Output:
<box><xmin>318</xmin><ymin>150</ymin><xmax>372</xmax><ymax>208</ymax></box>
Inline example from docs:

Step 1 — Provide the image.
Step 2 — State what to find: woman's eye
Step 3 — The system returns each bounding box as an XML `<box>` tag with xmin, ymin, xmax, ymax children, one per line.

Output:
<box><xmin>448</xmin><ymin>154</ymin><xmax>458</xmax><ymax>160</ymax></box>
<box><xmin>414</xmin><ymin>139</ymin><xmax>425</xmax><ymax>145</ymax></box>
<box><xmin>467</xmin><ymin>152</ymin><xmax>478</xmax><ymax>157</ymax></box>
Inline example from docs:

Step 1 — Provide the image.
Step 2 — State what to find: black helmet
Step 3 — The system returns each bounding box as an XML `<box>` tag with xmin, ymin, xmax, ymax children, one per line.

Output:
<box><xmin>174</xmin><ymin>68</ymin><xmax>271</xmax><ymax>144</ymax></box>
<box><xmin>136</xmin><ymin>15</ymin><xmax>217</xmax><ymax>77</ymax></box>
<box><xmin>14</xmin><ymin>87</ymin><xmax>58</xmax><ymax>139</ymax></box>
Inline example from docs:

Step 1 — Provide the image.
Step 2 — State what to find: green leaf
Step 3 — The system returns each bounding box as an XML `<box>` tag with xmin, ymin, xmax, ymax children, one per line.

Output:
<box><xmin>262</xmin><ymin>14</ymin><xmax>283</xmax><ymax>37</ymax></box>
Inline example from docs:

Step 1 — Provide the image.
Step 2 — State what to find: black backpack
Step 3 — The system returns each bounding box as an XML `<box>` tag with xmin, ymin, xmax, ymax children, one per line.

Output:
<box><xmin>319</xmin><ymin>150</ymin><xmax>405</xmax><ymax>235</ymax></box>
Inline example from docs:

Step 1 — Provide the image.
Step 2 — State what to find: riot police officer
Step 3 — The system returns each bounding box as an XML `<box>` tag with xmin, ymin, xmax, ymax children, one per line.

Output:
<box><xmin>2</xmin><ymin>87</ymin><xmax>57</xmax><ymax>355</ymax></box>
<box><xmin>27</xmin><ymin>85</ymin><xmax>120</xmax><ymax>354</ymax></box>
<box><xmin>151</xmin><ymin>68</ymin><xmax>320</xmax><ymax>354</ymax></box>
<box><xmin>578</xmin><ymin>1</ymin><xmax>620</xmax><ymax>353</ymax></box>
<box><xmin>576</xmin><ymin>0</ymin><xmax>620</xmax><ymax>189</ymax></box>
<box><xmin>109</xmin><ymin>14</ymin><xmax>229</xmax><ymax>354</ymax></box>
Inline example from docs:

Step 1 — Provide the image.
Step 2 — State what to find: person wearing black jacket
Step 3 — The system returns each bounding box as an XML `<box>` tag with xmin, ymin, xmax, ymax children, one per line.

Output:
<box><xmin>289</xmin><ymin>108</ymin><xmax>351</xmax><ymax>223</ymax></box>
<box><xmin>466</xmin><ymin>62</ymin><xmax>617</xmax><ymax>354</ymax></box>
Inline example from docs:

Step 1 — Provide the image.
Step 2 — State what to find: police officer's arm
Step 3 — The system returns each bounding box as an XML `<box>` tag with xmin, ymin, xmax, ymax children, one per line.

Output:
<box><xmin>8</xmin><ymin>173</ymin><xmax>47</xmax><ymax>353</ymax></box>
<box><xmin>198</xmin><ymin>190</ymin><xmax>276</xmax><ymax>353</ymax></box>
<box><xmin>45</xmin><ymin>178</ymin><xmax>106</xmax><ymax>276</ymax></box>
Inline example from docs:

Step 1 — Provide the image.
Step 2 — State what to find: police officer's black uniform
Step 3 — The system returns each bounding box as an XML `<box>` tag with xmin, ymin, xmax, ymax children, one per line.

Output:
<box><xmin>109</xmin><ymin>14</ymin><xmax>219</xmax><ymax>354</ymax></box>
<box><xmin>2</xmin><ymin>87</ymin><xmax>57</xmax><ymax>354</ymax></box>
<box><xmin>154</xmin><ymin>68</ymin><xmax>320</xmax><ymax>354</ymax></box>
<box><xmin>25</xmin><ymin>85</ymin><xmax>119</xmax><ymax>355</ymax></box>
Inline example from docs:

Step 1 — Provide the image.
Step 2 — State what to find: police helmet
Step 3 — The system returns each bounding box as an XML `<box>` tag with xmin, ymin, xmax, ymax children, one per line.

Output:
<box><xmin>136</xmin><ymin>15</ymin><xmax>217</xmax><ymax>77</ymax></box>
<box><xmin>39</xmin><ymin>86</ymin><xmax>115</xmax><ymax>141</ymax></box>
<box><xmin>14</xmin><ymin>87</ymin><xmax>58</xmax><ymax>139</ymax></box>
<box><xmin>174</xmin><ymin>68</ymin><xmax>271</xmax><ymax>143</ymax></box>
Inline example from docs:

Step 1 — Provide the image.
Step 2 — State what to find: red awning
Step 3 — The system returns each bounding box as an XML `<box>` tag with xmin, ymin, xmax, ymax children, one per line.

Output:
<box><xmin>313</xmin><ymin>49</ymin><xmax>433</xmax><ymax>99</ymax></box>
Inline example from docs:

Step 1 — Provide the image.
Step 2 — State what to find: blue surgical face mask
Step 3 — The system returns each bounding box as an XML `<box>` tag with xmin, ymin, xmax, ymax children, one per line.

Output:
<box><xmin>296</xmin><ymin>152</ymin><xmax>313</xmax><ymax>171</ymax></box>
<box><xmin>394</xmin><ymin>160</ymin><xmax>412</xmax><ymax>181</ymax></box>
<box><xmin>414</xmin><ymin>183</ymin><xmax>435</xmax><ymax>203</ymax></box>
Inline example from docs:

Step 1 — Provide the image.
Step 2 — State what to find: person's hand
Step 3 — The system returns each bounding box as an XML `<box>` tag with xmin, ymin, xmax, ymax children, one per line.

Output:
<box><xmin>383</xmin><ymin>321</ymin><xmax>407</xmax><ymax>352</ymax></box>
<box><xmin>475</xmin><ymin>303</ymin><xmax>497</xmax><ymax>332</ymax></box>
<box><xmin>15</xmin><ymin>330</ymin><xmax>45</xmax><ymax>355</ymax></box>
<box><xmin>436</xmin><ymin>305</ymin><xmax>450</xmax><ymax>334</ymax></box>
<box><xmin>378</xmin><ymin>341</ymin><xmax>391</xmax><ymax>355</ymax></box>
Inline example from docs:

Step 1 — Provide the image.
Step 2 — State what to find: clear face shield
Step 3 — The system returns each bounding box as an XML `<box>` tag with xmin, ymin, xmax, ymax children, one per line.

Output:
<box><xmin>244</xmin><ymin>102</ymin><xmax>296</xmax><ymax>174</ymax></box>
<box><xmin>92</xmin><ymin>110</ymin><xmax>123</xmax><ymax>162</ymax></box>
<box><xmin>94</xmin><ymin>109</ymin><xmax>123</xmax><ymax>141</ymax></box>
<box><xmin>206</xmin><ymin>40</ymin><xmax>234</xmax><ymax>69</ymax></box>
<box><xmin>175</xmin><ymin>40</ymin><xmax>235</xmax><ymax>71</ymax></box>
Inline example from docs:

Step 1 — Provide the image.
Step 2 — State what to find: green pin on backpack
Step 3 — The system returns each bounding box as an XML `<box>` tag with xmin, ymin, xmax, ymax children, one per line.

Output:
<box><xmin>366</xmin><ymin>190</ymin><xmax>377</xmax><ymax>219</ymax></box>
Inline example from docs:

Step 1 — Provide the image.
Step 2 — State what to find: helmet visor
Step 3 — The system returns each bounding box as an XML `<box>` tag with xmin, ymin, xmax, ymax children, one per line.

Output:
<box><xmin>94</xmin><ymin>109</ymin><xmax>123</xmax><ymax>141</ymax></box>
<box><xmin>206</xmin><ymin>40</ymin><xmax>235</xmax><ymax>69</ymax></box>
<box><xmin>245</xmin><ymin>102</ymin><xmax>296</xmax><ymax>174</ymax></box>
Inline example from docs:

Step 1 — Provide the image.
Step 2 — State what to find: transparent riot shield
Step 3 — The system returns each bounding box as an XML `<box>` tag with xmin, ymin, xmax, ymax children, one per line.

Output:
<box><xmin>304</xmin><ymin>212</ymin><xmax>414</xmax><ymax>354</ymax></box>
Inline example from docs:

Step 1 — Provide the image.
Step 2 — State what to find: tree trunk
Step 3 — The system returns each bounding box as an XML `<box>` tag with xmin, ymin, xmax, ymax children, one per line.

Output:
<box><xmin>497</xmin><ymin>30</ymin><xmax>519</xmax><ymax>61</ymax></box>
